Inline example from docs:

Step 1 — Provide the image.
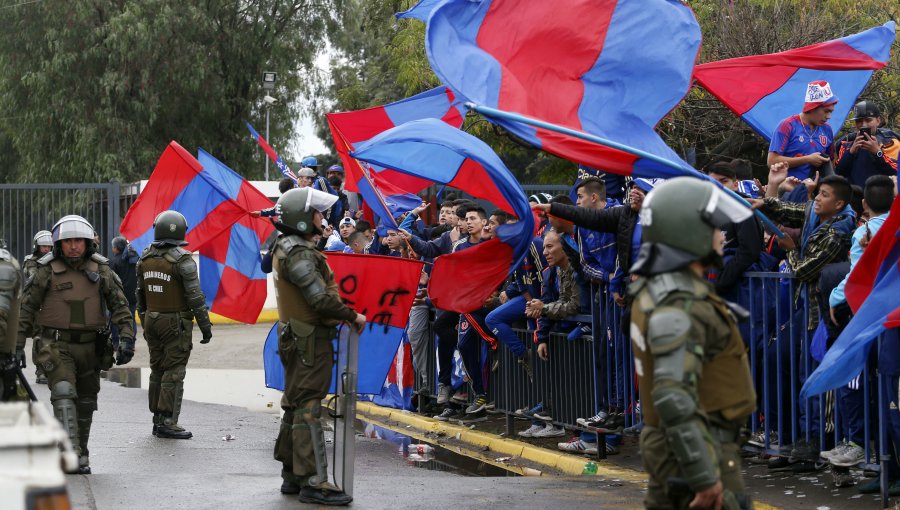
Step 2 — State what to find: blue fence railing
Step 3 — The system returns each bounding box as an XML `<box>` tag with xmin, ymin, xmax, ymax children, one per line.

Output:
<box><xmin>411</xmin><ymin>272</ymin><xmax>894</xmax><ymax>506</ymax></box>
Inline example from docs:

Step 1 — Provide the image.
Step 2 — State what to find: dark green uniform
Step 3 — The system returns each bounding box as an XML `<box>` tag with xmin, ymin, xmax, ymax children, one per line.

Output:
<box><xmin>22</xmin><ymin>254</ymin><xmax>46</xmax><ymax>382</ymax></box>
<box><xmin>136</xmin><ymin>243</ymin><xmax>211</xmax><ymax>437</ymax></box>
<box><xmin>272</xmin><ymin>234</ymin><xmax>357</xmax><ymax>490</ymax></box>
<box><xmin>630</xmin><ymin>269</ymin><xmax>756</xmax><ymax>509</ymax></box>
<box><xmin>17</xmin><ymin>251</ymin><xmax>135</xmax><ymax>472</ymax></box>
<box><xmin>0</xmin><ymin>249</ymin><xmax>21</xmax><ymax>401</ymax></box>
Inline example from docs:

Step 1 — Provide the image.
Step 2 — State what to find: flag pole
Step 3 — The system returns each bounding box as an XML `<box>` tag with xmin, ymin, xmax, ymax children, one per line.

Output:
<box><xmin>465</xmin><ymin>102</ymin><xmax>785</xmax><ymax>238</ymax></box>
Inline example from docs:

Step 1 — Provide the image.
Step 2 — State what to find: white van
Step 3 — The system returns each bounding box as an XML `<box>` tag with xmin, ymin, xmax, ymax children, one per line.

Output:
<box><xmin>0</xmin><ymin>402</ymin><xmax>78</xmax><ymax>510</ymax></box>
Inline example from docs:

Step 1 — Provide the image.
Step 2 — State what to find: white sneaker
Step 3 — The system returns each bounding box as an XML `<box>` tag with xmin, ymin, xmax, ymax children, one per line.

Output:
<box><xmin>557</xmin><ymin>438</ymin><xmax>598</xmax><ymax>455</ymax></box>
<box><xmin>830</xmin><ymin>442</ymin><xmax>865</xmax><ymax>467</ymax></box>
<box><xmin>518</xmin><ymin>424</ymin><xmax>545</xmax><ymax>438</ymax></box>
<box><xmin>820</xmin><ymin>440</ymin><xmax>848</xmax><ymax>461</ymax></box>
<box><xmin>533</xmin><ymin>425</ymin><xmax>566</xmax><ymax>438</ymax></box>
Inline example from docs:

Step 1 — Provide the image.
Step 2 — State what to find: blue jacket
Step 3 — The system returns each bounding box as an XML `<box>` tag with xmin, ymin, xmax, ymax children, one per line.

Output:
<box><xmin>505</xmin><ymin>236</ymin><xmax>546</xmax><ymax>300</ymax></box>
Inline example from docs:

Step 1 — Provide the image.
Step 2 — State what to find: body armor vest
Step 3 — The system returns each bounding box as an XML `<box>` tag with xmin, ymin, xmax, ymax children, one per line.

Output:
<box><xmin>631</xmin><ymin>278</ymin><xmax>756</xmax><ymax>428</ymax></box>
<box><xmin>272</xmin><ymin>238</ymin><xmax>340</xmax><ymax>327</ymax></box>
<box><xmin>1</xmin><ymin>259</ymin><xmax>20</xmax><ymax>354</ymax></box>
<box><xmin>37</xmin><ymin>259</ymin><xmax>106</xmax><ymax>331</ymax></box>
<box><xmin>140</xmin><ymin>255</ymin><xmax>188</xmax><ymax>312</ymax></box>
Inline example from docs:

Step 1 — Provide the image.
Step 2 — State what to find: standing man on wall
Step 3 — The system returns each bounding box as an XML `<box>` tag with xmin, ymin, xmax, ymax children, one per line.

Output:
<box><xmin>17</xmin><ymin>215</ymin><xmax>136</xmax><ymax>474</ymax></box>
<box><xmin>629</xmin><ymin>179</ymin><xmax>757</xmax><ymax>509</ymax></box>
<box><xmin>23</xmin><ymin>230</ymin><xmax>53</xmax><ymax>384</ymax></box>
<box><xmin>270</xmin><ymin>187</ymin><xmax>366</xmax><ymax>506</ymax></box>
<box><xmin>135</xmin><ymin>211</ymin><xmax>213</xmax><ymax>440</ymax></box>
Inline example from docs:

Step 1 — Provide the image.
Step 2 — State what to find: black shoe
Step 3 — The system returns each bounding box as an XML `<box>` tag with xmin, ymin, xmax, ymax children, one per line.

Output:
<box><xmin>152</xmin><ymin>424</ymin><xmax>158</xmax><ymax>436</ymax></box>
<box><xmin>459</xmin><ymin>410</ymin><xmax>487</xmax><ymax>423</ymax></box>
<box><xmin>280</xmin><ymin>480</ymin><xmax>301</xmax><ymax>495</ymax></box>
<box><xmin>156</xmin><ymin>423</ymin><xmax>193</xmax><ymax>439</ymax></box>
<box><xmin>298</xmin><ymin>487</ymin><xmax>353</xmax><ymax>506</ymax></box>
<box><xmin>767</xmin><ymin>456</ymin><xmax>791</xmax><ymax>471</ymax></box>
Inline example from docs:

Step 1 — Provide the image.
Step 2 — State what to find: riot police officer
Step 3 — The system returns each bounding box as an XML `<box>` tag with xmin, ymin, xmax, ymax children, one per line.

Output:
<box><xmin>629</xmin><ymin>178</ymin><xmax>757</xmax><ymax>510</ymax></box>
<box><xmin>0</xmin><ymin>240</ymin><xmax>21</xmax><ymax>402</ymax></box>
<box><xmin>17</xmin><ymin>215</ymin><xmax>136</xmax><ymax>474</ymax></box>
<box><xmin>136</xmin><ymin>210</ymin><xmax>212</xmax><ymax>439</ymax></box>
<box><xmin>271</xmin><ymin>187</ymin><xmax>366</xmax><ymax>506</ymax></box>
<box><xmin>24</xmin><ymin>230</ymin><xmax>53</xmax><ymax>384</ymax></box>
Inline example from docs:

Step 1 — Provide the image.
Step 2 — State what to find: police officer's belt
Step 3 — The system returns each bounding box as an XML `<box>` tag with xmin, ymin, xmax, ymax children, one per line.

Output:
<box><xmin>46</xmin><ymin>329</ymin><xmax>98</xmax><ymax>343</ymax></box>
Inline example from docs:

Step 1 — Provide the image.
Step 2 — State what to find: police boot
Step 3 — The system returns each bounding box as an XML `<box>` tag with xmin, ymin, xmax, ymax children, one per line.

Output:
<box><xmin>299</xmin><ymin>409</ymin><xmax>352</xmax><ymax>506</ymax></box>
<box><xmin>280</xmin><ymin>469</ymin><xmax>301</xmax><ymax>495</ymax></box>
<box><xmin>76</xmin><ymin>400</ymin><xmax>95</xmax><ymax>474</ymax></box>
<box><xmin>50</xmin><ymin>382</ymin><xmax>82</xmax><ymax>474</ymax></box>
<box><xmin>156</xmin><ymin>381</ymin><xmax>192</xmax><ymax>439</ymax></box>
<box><xmin>156</xmin><ymin>413</ymin><xmax>193</xmax><ymax>439</ymax></box>
<box><xmin>35</xmin><ymin>369</ymin><xmax>48</xmax><ymax>385</ymax></box>
<box><xmin>152</xmin><ymin>413</ymin><xmax>162</xmax><ymax>436</ymax></box>
<box><xmin>298</xmin><ymin>486</ymin><xmax>353</xmax><ymax>506</ymax></box>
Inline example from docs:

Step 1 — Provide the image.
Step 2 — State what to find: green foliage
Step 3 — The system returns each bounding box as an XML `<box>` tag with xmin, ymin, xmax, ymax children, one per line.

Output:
<box><xmin>319</xmin><ymin>0</ymin><xmax>899</xmax><ymax>186</ymax></box>
<box><xmin>0</xmin><ymin>1</ymin><xmax>330</xmax><ymax>183</ymax></box>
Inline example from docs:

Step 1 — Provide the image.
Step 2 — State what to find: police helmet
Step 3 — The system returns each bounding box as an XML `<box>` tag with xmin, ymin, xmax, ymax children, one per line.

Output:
<box><xmin>274</xmin><ymin>188</ymin><xmax>338</xmax><ymax>236</ymax></box>
<box><xmin>153</xmin><ymin>210</ymin><xmax>188</xmax><ymax>245</ymax></box>
<box><xmin>52</xmin><ymin>215</ymin><xmax>95</xmax><ymax>243</ymax></box>
<box><xmin>33</xmin><ymin>230</ymin><xmax>53</xmax><ymax>249</ymax></box>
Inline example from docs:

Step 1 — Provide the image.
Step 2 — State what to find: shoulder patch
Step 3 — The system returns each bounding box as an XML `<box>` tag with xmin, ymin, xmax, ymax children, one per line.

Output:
<box><xmin>162</xmin><ymin>246</ymin><xmax>190</xmax><ymax>263</ymax></box>
<box><xmin>38</xmin><ymin>252</ymin><xmax>55</xmax><ymax>265</ymax></box>
<box><xmin>91</xmin><ymin>252</ymin><xmax>109</xmax><ymax>264</ymax></box>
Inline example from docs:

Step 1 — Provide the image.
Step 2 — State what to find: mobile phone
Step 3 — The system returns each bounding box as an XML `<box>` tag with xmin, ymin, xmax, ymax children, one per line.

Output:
<box><xmin>858</xmin><ymin>127</ymin><xmax>873</xmax><ymax>138</ymax></box>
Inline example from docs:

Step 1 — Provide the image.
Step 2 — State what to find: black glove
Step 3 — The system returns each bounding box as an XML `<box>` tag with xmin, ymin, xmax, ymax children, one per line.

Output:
<box><xmin>116</xmin><ymin>338</ymin><xmax>135</xmax><ymax>365</ymax></box>
<box><xmin>200</xmin><ymin>327</ymin><xmax>212</xmax><ymax>344</ymax></box>
<box><xmin>14</xmin><ymin>347</ymin><xmax>26</xmax><ymax>369</ymax></box>
<box><xmin>1</xmin><ymin>353</ymin><xmax>18</xmax><ymax>399</ymax></box>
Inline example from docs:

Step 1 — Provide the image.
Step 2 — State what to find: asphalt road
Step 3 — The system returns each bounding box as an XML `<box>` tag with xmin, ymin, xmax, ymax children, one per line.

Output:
<box><xmin>19</xmin><ymin>324</ymin><xmax>895</xmax><ymax>510</ymax></box>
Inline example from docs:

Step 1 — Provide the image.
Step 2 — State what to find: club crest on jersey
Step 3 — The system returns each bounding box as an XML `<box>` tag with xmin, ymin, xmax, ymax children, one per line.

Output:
<box><xmin>460</xmin><ymin>320</ymin><xmax>469</xmax><ymax>331</ymax></box>
<box><xmin>799</xmin><ymin>136</ymin><xmax>805</xmax><ymax>143</ymax></box>
<box><xmin>820</xmin><ymin>135</ymin><xmax>828</xmax><ymax>145</ymax></box>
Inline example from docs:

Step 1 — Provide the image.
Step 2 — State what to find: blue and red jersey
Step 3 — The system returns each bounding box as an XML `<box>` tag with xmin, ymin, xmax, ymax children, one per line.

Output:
<box><xmin>769</xmin><ymin>115</ymin><xmax>834</xmax><ymax>180</ymax></box>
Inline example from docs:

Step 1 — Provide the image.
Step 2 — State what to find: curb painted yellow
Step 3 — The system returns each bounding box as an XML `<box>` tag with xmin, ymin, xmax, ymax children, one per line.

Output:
<box><xmin>356</xmin><ymin>401</ymin><xmax>643</xmax><ymax>481</ymax></box>
<box><xmin>356</xmin><ymin>401</ymin><xmax>783</xmax><ymax>510</ymax></box>
<box><xmin>209</xmin><ymin>310</ymin><xmax>279</xmax><ymax>325</ymax></box>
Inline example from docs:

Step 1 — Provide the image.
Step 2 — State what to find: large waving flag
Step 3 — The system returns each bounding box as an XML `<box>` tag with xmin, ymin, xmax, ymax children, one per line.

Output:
<box><xmin>395</xmin><ymin>0</ymin><xmax>440</xmax><ymax>21</ymax></box>
<box><xmin>326</xmin><ymin>86</ymin><xmax>466</xmax><ymax>194</ymax></box>
<box><xmin>120</xmin><ymin>142</ymin><xmax>247</xmax><ymax>254</ymax></box>
<box><xmin>263</xmin><ymin>253</ymin><xmax>424</xmax><ymax>394</ymax></box>
<box><xmin>801</xmin><ymin>195</ymin><xmax>900</xmax><ymax>399</ymax></box>
<box><xmin>352</xmin><ymin>118</ymin><xmax>534</xmax><ymax>312</ymax></box>
<box><xmin>424</xmin><ymin>0</ymin><xmax>702</xmax><ymax>178</ymax></box>
<box><xmin>694</xmin><ymin>22</ymin><xmax>896</xmax><ymax>140</ymax></box>
<box><xmin>196</xmin><ymin>149</ymin><xmax>274</xmax><ymax>323</ymax></box>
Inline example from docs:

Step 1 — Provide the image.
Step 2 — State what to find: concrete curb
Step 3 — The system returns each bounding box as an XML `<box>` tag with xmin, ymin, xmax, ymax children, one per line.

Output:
<box><xmin>356</xmin><ymin>402</ymin><xmax>782</xmax><ymax>510</ymax></box>
<box><xmin>356</xmin><ymin>401</ymin><xmax>644</xmax><ymax>480</ymax></box>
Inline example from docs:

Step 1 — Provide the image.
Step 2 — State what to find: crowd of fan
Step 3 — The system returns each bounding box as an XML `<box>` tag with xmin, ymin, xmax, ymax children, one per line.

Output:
<box><xmin>255</xmin><ymin>100</ymin><xmax>900</xmax><ymax>492</ymax></box>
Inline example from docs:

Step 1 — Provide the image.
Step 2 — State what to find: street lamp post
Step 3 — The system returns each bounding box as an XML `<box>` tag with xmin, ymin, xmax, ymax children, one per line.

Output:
<box><xmin>262</xmin><ymin>71</ymin><xmax>277</xmax><ymax>181</ymax></box>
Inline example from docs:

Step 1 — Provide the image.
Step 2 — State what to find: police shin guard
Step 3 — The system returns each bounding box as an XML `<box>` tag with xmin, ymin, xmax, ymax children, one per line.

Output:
<box><xmin>76</xmin><ymin>399</ymin><xmax>95</xmax><ymax>475</ymax></box>
<box><xmin>299</xmin><ymin>405</ymin><xmax>352</xmax><ymax>506</ymax></box>
<box><xmin>306</xmin><ymin>406</ymin><xmax>329</xmax><ymax>489</ymax></box>
<box><xmin>157</xmin><ymin>382</ymin><xmax>192</xmax><ymax>439</ymax></box>
<box><xmin>50</xmin><ymin>381</ymin><xmax>82</xmax><ymax>473</ymax></box>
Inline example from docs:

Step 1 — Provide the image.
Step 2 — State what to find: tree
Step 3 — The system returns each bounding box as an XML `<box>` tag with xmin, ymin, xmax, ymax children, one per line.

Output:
<box><xmin>0</xmin><ymin>1</ymin><xmax>331</xmax><ymax>183</ymax></box>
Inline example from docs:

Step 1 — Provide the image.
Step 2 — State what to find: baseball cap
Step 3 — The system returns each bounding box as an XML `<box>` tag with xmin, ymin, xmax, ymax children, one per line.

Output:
<box><xmin>339</xmin><ymin>217</ymin><xmax>356</xmax><ymax>227</ymax></box>
<box><xmin>629</xmin><ymin>178</ymin><xmax>662</xmax><ymax>193</ymax></box>
<box><xmin>327</xmin><ymin>164</ymin><xmax>344</xmax><ymax>174</ymax></box>
<box><xmin>851</xmin><ymin>100</ymin><xmax>880</xmax><ymax>120</ymax></box>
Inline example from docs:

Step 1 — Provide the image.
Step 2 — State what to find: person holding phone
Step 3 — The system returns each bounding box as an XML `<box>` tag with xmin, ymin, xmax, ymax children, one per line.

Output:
<box><xmin>834</xmin><ymin>100</ymin><xmax>899</xmax><ymax>188</ymax></box>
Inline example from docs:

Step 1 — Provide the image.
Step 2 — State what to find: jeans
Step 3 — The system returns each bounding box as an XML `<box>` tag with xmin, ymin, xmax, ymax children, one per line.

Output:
<box><xmin>485</xmin><ymin>296</ymin><xmax>528</xmax><ymax>358</ymax></box>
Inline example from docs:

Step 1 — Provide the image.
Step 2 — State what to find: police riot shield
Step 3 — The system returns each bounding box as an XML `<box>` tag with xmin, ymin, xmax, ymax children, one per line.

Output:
<box><xmin>332</xmin><ymin>325</ymin><xmax>358</xmax><ymax>496</ymax></box>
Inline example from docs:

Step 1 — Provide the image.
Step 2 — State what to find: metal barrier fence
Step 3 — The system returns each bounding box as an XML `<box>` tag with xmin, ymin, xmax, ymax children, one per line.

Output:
<box><xmin>0</xmin><ymin>183</ymin><xmax>140</xmax><ymax>261</ymax></box>
<box><xmin>411</xmin><ymin>271</ymin><xmax>895</xmax><ymax>505</ymax></box>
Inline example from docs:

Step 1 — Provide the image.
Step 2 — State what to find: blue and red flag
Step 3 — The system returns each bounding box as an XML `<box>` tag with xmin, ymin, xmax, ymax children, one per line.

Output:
<box><xmin>395</xmin><ymin>0</ymin><xmax>441</xmax><ymax>21</ymax></box>
<box><xmin>801</xmin><ymin>194</ymin><xmax>900</xmax><ymax>399</ymax></box>
<box><xmin>263</xmin><ymin>253</ymin><xmax>424</xmax><ymax>395</ymax></box>
<box><xmin>424</xmin><ymin>0</ymin><xmax>702</xmax><ymax>179</ymax></box>
<box><xmin>196</xmin><ymin>149</ymin><xmax>274</xmax><ymax>324</ymax></box>
<box><xmin>694</xmin><ymin>22</ymin><xmax>896</xmax><ymax>141</ymax></box>
<box><xmin>351</xmin><ymin>118</ymin><xmax>534</xmax><ymax>313</ymax></box>
<box><xmin>245</xmin><ymin>121</ymin><xmax>299</xmax><ymax>182</ymax></box>
<box><xmin>326</xmin><ymin>86</ymin><xmax>466</xmax><ymax>194</ymax></box>
<box><xmin>121</xmin><ymin>141</ymin><xmax>248</xmax><ymax>254</ymax></box>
